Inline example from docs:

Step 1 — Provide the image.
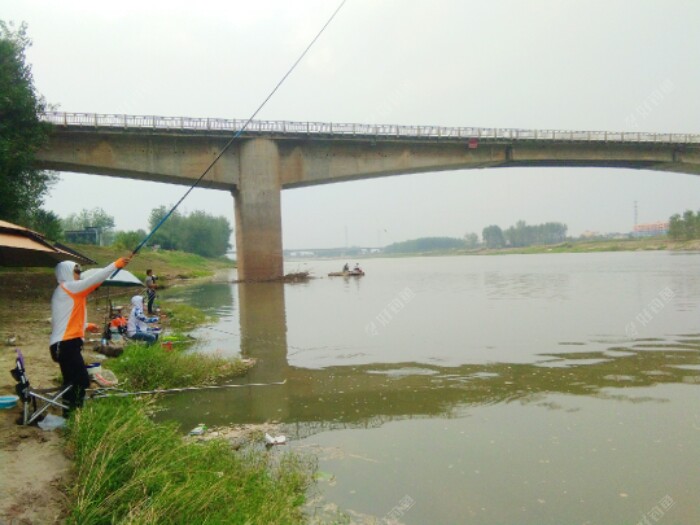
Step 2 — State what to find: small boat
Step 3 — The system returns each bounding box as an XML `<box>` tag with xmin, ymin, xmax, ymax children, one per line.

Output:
<box><xmin>328</xmin><ymin>270</ymin><xmax>365</xmax><ymax>277</ymax></box>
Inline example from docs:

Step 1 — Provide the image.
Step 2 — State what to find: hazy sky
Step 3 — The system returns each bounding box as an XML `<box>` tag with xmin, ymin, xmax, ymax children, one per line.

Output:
<box><xmin>4</xmin><ymin>0</ymin><xmax>700</xmax><ymax>249</ymax></box>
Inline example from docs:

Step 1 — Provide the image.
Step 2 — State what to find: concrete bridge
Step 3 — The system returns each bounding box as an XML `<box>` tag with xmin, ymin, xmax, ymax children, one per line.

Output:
<box><xmin>35</xmin><ymin>112</ymin><xmax>700</xmax><ymax>280</ymax></box>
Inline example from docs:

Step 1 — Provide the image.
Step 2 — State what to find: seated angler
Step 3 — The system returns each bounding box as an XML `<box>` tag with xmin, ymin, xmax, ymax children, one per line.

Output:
<box><xmin>126</xmin><ymin>295</ymin><xmax>160</xmax><ymax>345</ymax></box>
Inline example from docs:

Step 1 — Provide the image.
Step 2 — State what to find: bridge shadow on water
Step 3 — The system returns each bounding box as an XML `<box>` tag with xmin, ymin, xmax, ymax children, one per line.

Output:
<box><xmin>158</xmin><ymin>282</ymin><xmax>700</xmax><ymax>438</ymax></box>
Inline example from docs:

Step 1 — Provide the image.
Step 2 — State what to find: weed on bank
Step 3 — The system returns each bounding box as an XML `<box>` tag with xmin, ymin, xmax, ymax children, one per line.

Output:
<box><xmin>108</xmin><ymin>341</ymin><xmax>249</xmax><ymax>390</ymax></box>
<box><xmin>65</xmin><ymin>397</ymin><xmax>314</xmax><ymax>524</ymax></box>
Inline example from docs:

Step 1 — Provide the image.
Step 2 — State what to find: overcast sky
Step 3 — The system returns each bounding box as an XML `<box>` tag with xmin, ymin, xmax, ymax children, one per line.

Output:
<box><xmin>5</xmin><ymin>0</ymin><xmax>700</xmax><ymax>249</ymax></box>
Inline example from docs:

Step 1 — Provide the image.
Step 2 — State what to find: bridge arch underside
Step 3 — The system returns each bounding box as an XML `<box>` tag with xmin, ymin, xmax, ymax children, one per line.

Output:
<box><xmin>35</xmin><ymin>130</ymin><xmax>700</xmax><ymax>279</ymax></box>
<box><xmin>35</xmin><ymin>130</ymin><xmax>700</xmax><ymax>188</ymax></box>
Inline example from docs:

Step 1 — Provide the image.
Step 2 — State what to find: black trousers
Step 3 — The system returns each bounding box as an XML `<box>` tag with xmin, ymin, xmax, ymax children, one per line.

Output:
<box><xmin>50</xmin><ymin>337</ymin><xmax>89</xmax><ymax>415</ymax></box>
<box><xmin>147</xmin><ymin>289</ymin><xmax>156</xmax><ymax>314</ymax></box>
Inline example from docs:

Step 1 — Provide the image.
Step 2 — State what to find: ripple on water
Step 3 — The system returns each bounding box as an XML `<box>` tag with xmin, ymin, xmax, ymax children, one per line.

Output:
<box><xmin>666</xmin><ymin>364</ymin><xmax>700</xmax><ymax>371</ymax></box>
<box><xmin>535</xmin><ymin>358</ymin><xmax>611</xmax><ymax>368</ymax></box>
<box><xmin>366</xmin><ymin>367</ymin><xmax>439</xmax><ymax>378</ymax></box>
<box><xmin>603</xmin><ymin>349</ymin><xmax>637</xmax><ymax>358</ymax></box>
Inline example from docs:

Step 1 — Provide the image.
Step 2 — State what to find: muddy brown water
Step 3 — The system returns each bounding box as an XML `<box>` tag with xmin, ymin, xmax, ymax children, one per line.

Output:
<box><xmin>157</xmin><ymin>252</ymin><xmax>700</xmax><ymax>524</ymax></box>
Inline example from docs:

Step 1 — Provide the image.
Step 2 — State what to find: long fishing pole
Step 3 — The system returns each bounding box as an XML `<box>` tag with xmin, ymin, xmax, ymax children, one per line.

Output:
<box><xmin>114</xmin><ymin>0</ymin><xmax>347</xmax><ymax>276</ymax></box>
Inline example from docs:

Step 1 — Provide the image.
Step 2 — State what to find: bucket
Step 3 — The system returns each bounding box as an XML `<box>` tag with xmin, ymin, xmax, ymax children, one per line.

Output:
<box><xmin>0</xmin><ymin>395</ymin><xmax>19</xmax><ymax>409</ymax></box>
<box><xmin>86</xmin><ymin>363</ymin><xmax>102</xmax><ymax>377</ymax></box>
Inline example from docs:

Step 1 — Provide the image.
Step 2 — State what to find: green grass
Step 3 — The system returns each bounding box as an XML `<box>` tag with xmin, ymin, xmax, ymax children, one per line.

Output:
<box><xmin>160</xmin><ymin>302</ymin><xmax>210</xmax><ymax>331</ymax></box>
<box><xmin>65</xmin><ymin>397</ymin><xmax>315</xmax><ymax>524</ymax></box>
<box><xmin>65</xmin><ymin>244</ymin><xmax>234</xmax><ymax>280</ymax></box>
<box><xmin>108</xmin><ymin>341</ymin><xmax>249</xmax><ymax>390</ymax></box>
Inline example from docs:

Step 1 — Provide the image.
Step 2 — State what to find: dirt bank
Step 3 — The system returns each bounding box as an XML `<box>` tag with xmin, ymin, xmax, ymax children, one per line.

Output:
<box><xmin>0</xmin><ymin>272</ymin><xmax>72</xmax><ymax>524</ymax></box>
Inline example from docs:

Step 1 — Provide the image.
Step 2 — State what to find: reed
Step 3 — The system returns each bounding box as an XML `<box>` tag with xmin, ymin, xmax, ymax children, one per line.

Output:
<box><xmin>108</xmin><ymin>341</ymin><xmax>249</xmax><ymax>390</ymax></box>
<box><xmin>161</xmin><ymin>302</ymin><xmax>210</xmax><ymax>331</ymax></box>
<box><xmin>65</xmin><ymin>397</ymin><xmax>315</xmax><ymax>524</ymax></box>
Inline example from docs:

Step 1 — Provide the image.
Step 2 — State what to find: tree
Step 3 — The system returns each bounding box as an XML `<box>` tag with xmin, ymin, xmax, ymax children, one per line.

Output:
<box><xmin>62</xmin><ymin>207</ymin><xmax>115</xmax><ymax>231</ymax></box>
<box><xmin>147</xmin><ymin>206</ymin><xmax>232</xmax><ymax>257</ymax></box>
<box><xmin>463</xmin><ymin>232</ymin><xmax>479</xmax><ymax>249</ymax></box>
<box><xmin>0</xmin><ymin>21</ymin><xmax>56</xmax><ymax>224</ymax></box>
<box><xmin>482</xmin><ymin>225</ymin><xmax>505</xmax><ymax>248</ymax></box>
<box><xmin>504</xmin><ymin>220</ymin><xmax>567</xmax><ymax>247</ymax></box>
<box><xmin>179</xmin><ymin>211</ymin><xmax>232</xmax><ymax>258</ymax></box>
<box><xmin>384</xmin><ymin>237</ymin><xmax>466</xmax><ymax>254</ymax></box>
<box><xmin>148</xmin><ymin>206</ymin><xmax>183</xmax><ymax>250</ymax></box>
<box><xmin>28</xmin><ymin>208</ymin><xmax>63</xmax><ymax>241</ymax></box>
<box><xmin>669</xmin><ymin>210</ymin><xmax>700</xmax><ymax>241</ymax></box>
<box><xmin>113</xmin><ymin>229</ymin><xmax>147</xmax><ymax>250</ymax></box>
<box><xmin>668</xmin><ymin>214</ymin><xmax>682</xmax><ymax>240</ymax></box>
<box><xmin>682</xmin><ymin>210</ymin><xmax>696</xmax><ymax>241</ymax></box>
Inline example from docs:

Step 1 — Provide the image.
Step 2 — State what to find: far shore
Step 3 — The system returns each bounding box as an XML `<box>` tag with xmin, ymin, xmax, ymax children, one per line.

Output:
<box><xmin>285</xmin><ymin>237</ymin><xmax>700</xmax><ymax>261</ymax></box>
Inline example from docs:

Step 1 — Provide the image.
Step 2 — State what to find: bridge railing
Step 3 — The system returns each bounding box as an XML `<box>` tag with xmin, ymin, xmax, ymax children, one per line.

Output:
<box><xmin>40</xmin><ymin>111</ymin><xmax>700</xmax><ymax>145</ymax></box>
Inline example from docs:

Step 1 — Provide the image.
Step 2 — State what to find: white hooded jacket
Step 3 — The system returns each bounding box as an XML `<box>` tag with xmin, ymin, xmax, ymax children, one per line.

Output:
<box><xmin>127</xmin><ymin>295</ymin><xmax>155</xmax><ymax>336</ymax></box>
<box><xmin>50</xmin><ymin>260</ymin><xmax>118</xmax><ymax>346</ymax></box>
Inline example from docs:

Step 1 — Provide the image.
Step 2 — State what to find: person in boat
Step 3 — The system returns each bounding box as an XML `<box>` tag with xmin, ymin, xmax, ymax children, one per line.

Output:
<box><xmin>353</xmin><ymin>263</ymin><xmax>362</xmax><ymax>273</ymax></box>
<box><xmin>342</xmin><ymin>263</ymin><xmax>349</xmax><ymax>272</ymax></box>
<box><xmin>127</xmin><ymin>295</ymin><xmax>160</xmax><ymax>345</ymax></box>
<box><xmin>50</xmin><ymin>256</ymin><xmax>132</xmax><ymax>415</ymax></box>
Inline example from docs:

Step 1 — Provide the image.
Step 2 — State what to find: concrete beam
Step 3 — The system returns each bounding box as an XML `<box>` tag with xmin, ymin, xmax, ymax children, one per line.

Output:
<box><xmin>35</xmin><ymin>130</ymin><xmax>241</xmax><ymax>190</ymax></box>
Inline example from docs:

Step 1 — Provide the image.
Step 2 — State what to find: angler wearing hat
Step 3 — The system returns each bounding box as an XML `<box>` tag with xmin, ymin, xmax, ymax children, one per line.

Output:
<box><xmin>49</xmin><ymin>255</ymin><xmax>132</xmax><ymax>415</ymax></box>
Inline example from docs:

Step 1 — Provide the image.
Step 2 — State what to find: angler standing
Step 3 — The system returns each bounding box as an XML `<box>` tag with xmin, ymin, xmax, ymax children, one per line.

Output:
<box><xmin>49</xmin><ymin>255</ymin><xmax>132</xmax><ymax>415</ymax></box>
<box><xmin>145</xmin><ymin>268</ymin><xmax>157</xmax><ymax>314</ymax></box>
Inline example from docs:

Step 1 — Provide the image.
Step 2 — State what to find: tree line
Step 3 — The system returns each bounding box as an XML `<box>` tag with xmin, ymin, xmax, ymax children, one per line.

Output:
<box><xmin>61</xmin><ymin>206</ymin><xmax>233</xmax><ymax>258</ymax></box>
<box><xmin>384</xmin><ymin>237</ymin><xmax>466</xmax><ymax>254</ymax></box>
<box><xmin>482</xmin><ymin>221</ymin><xmax>568</xmax><ymax>248</ymax></box>
<box><xmin>668</xmin><ymin>210</ymin><xmax>700</xmax><ymax>241</ymax></box>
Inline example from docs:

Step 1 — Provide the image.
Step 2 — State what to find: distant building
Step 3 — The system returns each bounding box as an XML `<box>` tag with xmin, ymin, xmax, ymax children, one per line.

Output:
<box><xmin>64</xmin><ymin>227</ymin><xmax>102</xmax><ymax>245</ymax></box>
<box><xmin>64</xmin><ymin>226</ymin><xmax>115</xmax><ymax>246</ymax></box>
<box><xmin>633</xmin><ymin>221</ymin><xmax>669</xmax><ymax>237</ymax></box>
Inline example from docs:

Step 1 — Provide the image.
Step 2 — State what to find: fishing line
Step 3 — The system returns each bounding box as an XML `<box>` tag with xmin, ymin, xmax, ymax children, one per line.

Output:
<box><xmin>88</xmin><ymin>379</ymin><xmax>287</xmax><ymax>398</ymax></box>
<box><xmin>116</xmin><ymin>0</ymin><xmax>348</xmax><ymax>274</ymax></box>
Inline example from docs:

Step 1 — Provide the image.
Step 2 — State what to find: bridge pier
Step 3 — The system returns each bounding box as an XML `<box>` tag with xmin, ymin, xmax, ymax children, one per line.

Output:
<box><xmin>234</xmin><ymin>139</ymin><xmax>284</xmax><ymax>281</ymax></box>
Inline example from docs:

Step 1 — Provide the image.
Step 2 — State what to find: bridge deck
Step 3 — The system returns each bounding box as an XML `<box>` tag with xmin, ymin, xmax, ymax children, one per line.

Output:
<box><xmin>41</xmin><ymin>112</ymin><xmax>700</xmax><ymax>146</ymax></box>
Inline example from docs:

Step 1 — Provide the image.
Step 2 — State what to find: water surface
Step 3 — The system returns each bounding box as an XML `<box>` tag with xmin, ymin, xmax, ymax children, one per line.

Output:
<box><xmin>159</xmin><ymin>252</ymin><xmax>700</xmax><ymax>524</ymax></box>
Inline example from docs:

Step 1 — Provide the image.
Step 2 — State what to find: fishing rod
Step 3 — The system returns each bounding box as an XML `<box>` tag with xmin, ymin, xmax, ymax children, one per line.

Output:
<box><xmin>112</xmin><ymin>0</ymin><xmax>347</xmax><ymax>277</ymax></box>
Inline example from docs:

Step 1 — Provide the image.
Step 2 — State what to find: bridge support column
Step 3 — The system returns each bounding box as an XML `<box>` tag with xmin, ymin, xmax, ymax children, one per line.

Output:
<box><xmin>234</xmin><ymin>139</ymin><xmax>283</xmax><ymax>281</ymax></box>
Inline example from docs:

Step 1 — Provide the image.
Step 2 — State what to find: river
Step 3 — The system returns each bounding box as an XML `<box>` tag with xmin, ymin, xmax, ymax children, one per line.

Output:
<box><xmin>158</xmin><ymin>251</ymin><xmax>700</xmax><ymax>524</ymax></box>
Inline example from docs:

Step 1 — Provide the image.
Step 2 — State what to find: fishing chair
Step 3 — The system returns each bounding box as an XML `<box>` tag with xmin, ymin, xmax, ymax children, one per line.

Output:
<box><xmin>9</xmin><ymin>348</ymin><xmax>72</xmax><ymax>425</ymax></box>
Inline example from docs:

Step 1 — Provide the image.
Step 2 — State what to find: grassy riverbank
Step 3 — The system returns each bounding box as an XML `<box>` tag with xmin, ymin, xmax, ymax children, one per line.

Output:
<box><xmin>362</xmin><ymin>237</ymin><xmax>700</xmax><ymax>258</ymax></box>
<box><xmin>0</xmin><ymin>244</ymin><xmax>235</xmax><ymax>281</ymax></box>
<box><xmin>69</xmin><ymin>244</ymin><xmax>235</xmax><ymax>279</ymax></box>
<box><xmin>472</xmin><ymin>237</ymin><xmax>700</xmax><ymax>255</ymax></box>
<box><xmin>66</xmin><ymin>397</ymin><xmax>314</xmax><ymax>524</ymax></box>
